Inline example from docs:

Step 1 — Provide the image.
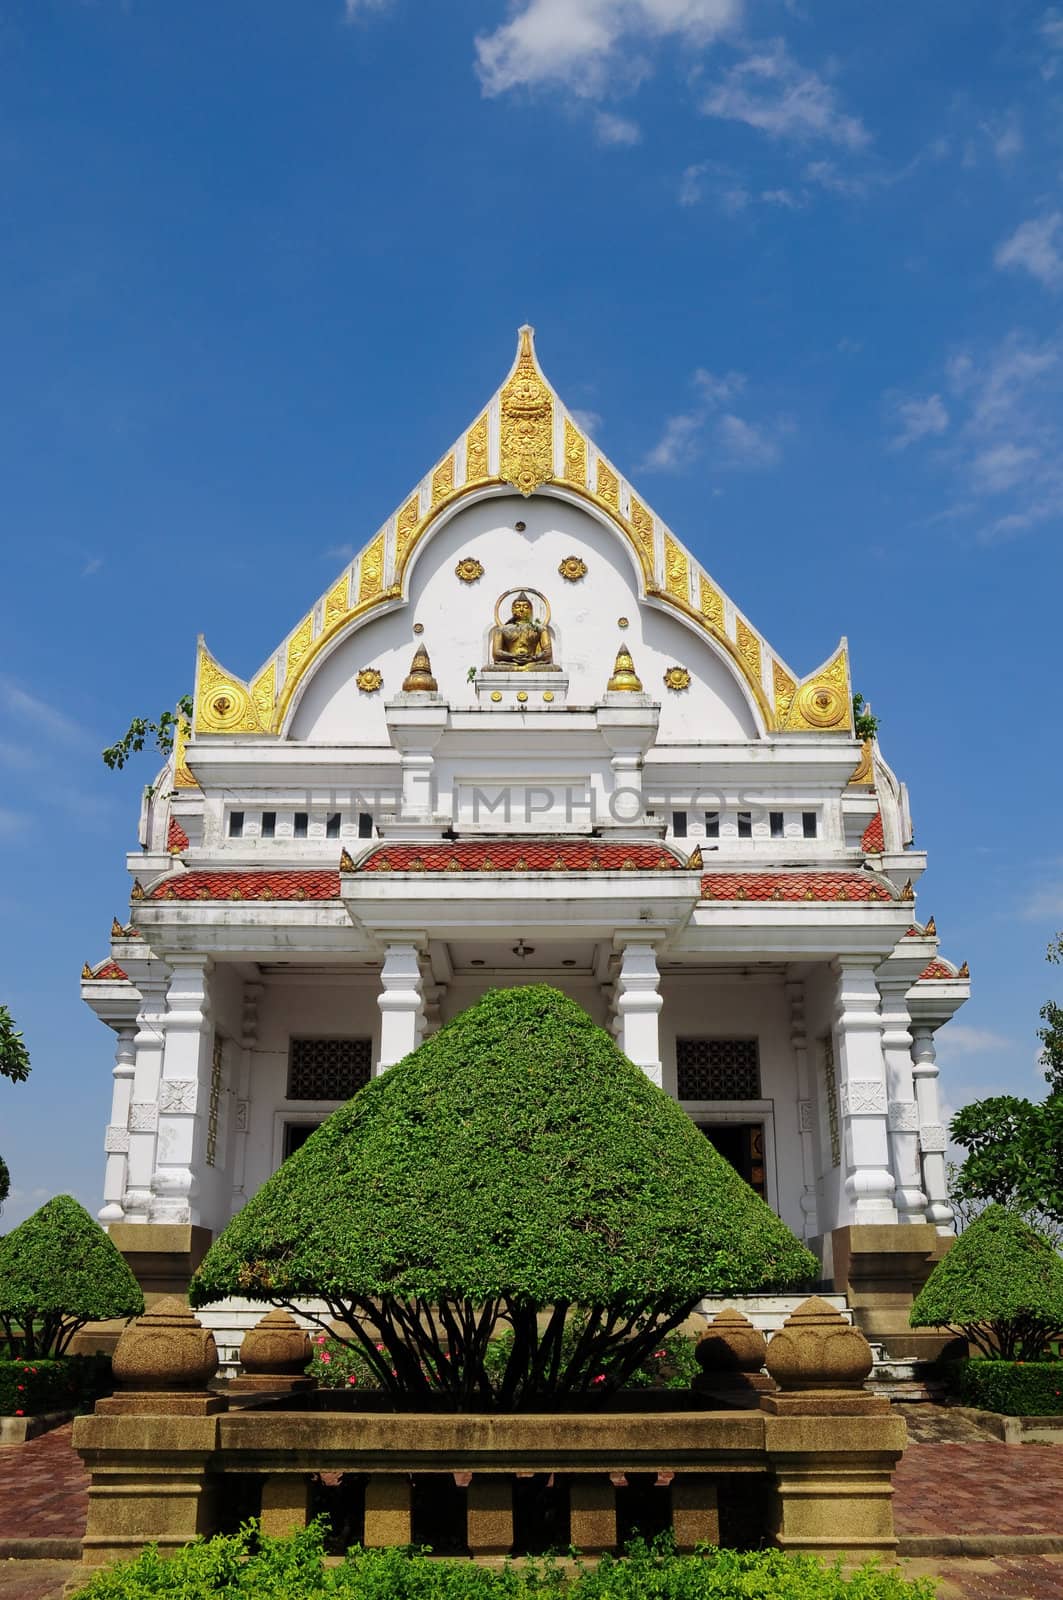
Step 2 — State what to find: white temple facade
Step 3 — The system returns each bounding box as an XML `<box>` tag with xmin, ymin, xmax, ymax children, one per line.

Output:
<box><xmin>82</xmin><ymin>329</ymin><xmax>969</xmax><ymax>1296</ymax></box>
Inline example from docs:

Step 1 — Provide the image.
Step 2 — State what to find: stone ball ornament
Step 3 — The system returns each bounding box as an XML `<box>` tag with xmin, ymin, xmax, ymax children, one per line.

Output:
<box><xmin>763</xmin><ymin>1296</ymin><xmax>873</xmax><ymax>1392</ymax></box>
<box><xmin>111</xmin><ymin>1296</ymin><xmax>219</xmax><ymax>1392</ymax></box>
<box><xmin>696</xmin><ymin>1307</ymin><xmax>767</xmax><ymax>1374</ymax></box>
<box><xmin>239</xmin><ymin>1308</ymin><xmax>311</xmax><ymax>1376</ymax></box>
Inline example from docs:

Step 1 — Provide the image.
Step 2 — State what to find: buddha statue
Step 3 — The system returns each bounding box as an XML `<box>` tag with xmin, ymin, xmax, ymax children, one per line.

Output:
<box><xmin>489</xmin><ymin>591</ymin><xmax>556</xmax><ymax>671</ymax></box>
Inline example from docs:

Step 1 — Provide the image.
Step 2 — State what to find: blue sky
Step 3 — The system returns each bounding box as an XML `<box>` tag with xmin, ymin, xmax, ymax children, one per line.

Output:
<box><xmin>2</xmin><ymin>0</ymin><xmax>1062</xmax><ymax>1226</ymax></box>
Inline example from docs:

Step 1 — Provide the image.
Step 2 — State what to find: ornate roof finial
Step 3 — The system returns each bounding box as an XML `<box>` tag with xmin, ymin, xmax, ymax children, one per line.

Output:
<box><xmin>686</xmin><ymin>844</ymin><xmax>704</xmax><ymax>870</ymax></box>
<box><xmin>402</xmin><ymin>642</ymin><xmax>438</xmax><ymax>694</ymax></box>
<box><xmin>607</xmin><ymin>643</ymin><xmax>643</xmax><ymax>693</ymax></box>
<box><xmin>900</xmin><ymin>878</ymin><xmax>915</xmax><ymax>901</ymax></box>
<box><xmin>81</xmin><ymin>962</ymin><xmax>94</xmax><ymax>980</ymax></box>
<box><xmin>958</xmin><ymin>960</ymin><xmax>970</xmax><ymax>978</ymax></box>
<box><xmin>339</xmin><ymin>848</ymin><xmax>357</xmax><ymax>873</ymax></box>
<box><xmin>111</xmin><ymin>917</ymin><xmax>124</xmax><ymax>938</ymax></box>
<box><xmin>130</xmin><ymin>879</ymin><xmax>145</xmax><ymax>901</ymax></box>
<box><xmin>924</xmin><ymin>915</ymin><xmax>937</xmax><ymax>938</ymax></box>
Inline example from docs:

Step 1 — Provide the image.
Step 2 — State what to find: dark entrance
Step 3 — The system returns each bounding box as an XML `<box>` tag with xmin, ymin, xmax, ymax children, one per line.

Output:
<box><xmin>699</xmin><ymin>1123</ymin><xmax>766</xmax><ymax>1200</ymax></box>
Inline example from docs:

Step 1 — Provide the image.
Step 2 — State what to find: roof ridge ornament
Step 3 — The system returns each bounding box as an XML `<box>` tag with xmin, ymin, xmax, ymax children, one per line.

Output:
<box><xmin>499</xmin><ymin>325</ymin><xmax>554</xmax><ymax>498</ymax></box>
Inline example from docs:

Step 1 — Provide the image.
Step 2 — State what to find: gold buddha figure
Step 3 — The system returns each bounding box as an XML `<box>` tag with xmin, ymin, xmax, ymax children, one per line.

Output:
<box><xmin>489</xmin><ymin>591</ymin><xmax>555</xmax><ymax>670</ymax></box>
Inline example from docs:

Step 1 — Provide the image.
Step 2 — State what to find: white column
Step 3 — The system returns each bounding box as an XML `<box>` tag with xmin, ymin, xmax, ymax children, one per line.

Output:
<box><xmin>786</xmin><ymin>978</ymin><xmax>819</xmax><ymax>1238</ymax></box>
<box><xmin>615</xmin><ymin>943</ymin><xmax>663</xmax><ymax>1088</ymax></box>
<box><xmin>376</xmin><ymin>943</ymin><xmax>426</xmax><ymax>1073</ymax></box>
<box><xmin>98</xmin><ymin>1026</ymin><xmax>136</xmax><ymax>1224</ymax></box>
<box><xmin>123</xmin><ymin>969</ymin><xmax>169</xmax><ymax>1222</ymax></box>
<box><xmin>150</xmin><ymin>956</ymin><xmax>213</xmax><ymax>1225</ymax></box>
<box><xmin>878</xmin><ymin>978</ymin><xmax>928</xmax><ymax>1221</ymax></box>
<box><xmin>833</xmin><ymin>959</ymin><xmax>897</xmax><ymax>1223</ymax></box>
<box><xmin>910</xmin><ymin>1025</ymin><xmax>954</xmax><ymax>1233</ymax></box>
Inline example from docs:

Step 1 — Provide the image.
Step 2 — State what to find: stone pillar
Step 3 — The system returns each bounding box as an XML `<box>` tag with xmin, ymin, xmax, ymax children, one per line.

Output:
<box><xmin>364</xmin><ymin>1476</ymin><xmax>412</xmax><ymax>1546</ymax></box>
<box><xmin>671</xmin><ymin>1476</ymin><xmax>719</xmax><ymax>1552</ymax></box>
<box><xmin>878</xmin><ymin>978</ymin><xmax>927</xmax><ymax>1223</ymax></box>
<box><xmin>910</xmin><ymin>1026</ymin><xmax>954</xmax><ymax>1233</ymax></box>
<box><xmin>99</xmin><ymin>1026</ymin><xmax>136</xmax><ymax>1224</ymax></box>
<box><xmin>832</xmin><ymin>960</ymin><xmax>896</xmax><ymax>1224</ymax></box>
<box><xmin>614</xmin><ymin>942</ymin><xmax>663</xmax><ymax>1087</ymax></box>
<box><xmin>124</xmin><ymin>971</ymin><xmax>169</xmax><ymax>1223</ymax></box>
<box><xmin>466</xmin><ymin>1477</ymin><xmax>513</xmax><ymax>1556</ymax></box>
<box><xmin>569</xmin><ymin>1476</ymin><xmax>616</xmax><ymax>1553</ymax></box>
<box><xmin>786</xmin><ymin>977</ymin><xmax>819</xmax><ymax>1238</ymax></box>
<box><xmin>376</xmin><ymin>944</ymin><xmax>426</xmax><ymax>1073</ymax></box>
<box><xmin>150</xmin><ymin>956</ymin><xmax>213</xmax><ymax>1225</ymax></box>
<box><xmin>260</xmin><ymin>1476</ymin><xmax>311</xmax><ymax>1537</ymax></box>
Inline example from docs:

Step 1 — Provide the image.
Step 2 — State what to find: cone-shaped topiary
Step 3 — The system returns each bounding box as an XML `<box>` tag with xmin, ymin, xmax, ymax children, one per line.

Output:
<box><xmin>192</xmin><ymin>985</ymin><xmax>816</xmax><ymax>1408</ymax></box>
<box><xmin>910</xmin><ymin>1204</ymin><xmax>1063</xmax><ymax>1360</ymax></box>
<box><xmin>0</xmin><ymin>1195</ymin><xmax>144</xmax><ymax>1358</ymax></box>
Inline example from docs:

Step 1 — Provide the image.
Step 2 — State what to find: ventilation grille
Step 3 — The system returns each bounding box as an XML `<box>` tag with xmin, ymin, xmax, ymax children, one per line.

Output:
<box><xmin>287</xmin><ymin>1038</ymin><xmax>372</xmax><ymax>1101</ymax></box>
<box><xmin>676</xmin><ymin>1038</ymin><xmax>760</xmax><ymax>1100</ymax></box>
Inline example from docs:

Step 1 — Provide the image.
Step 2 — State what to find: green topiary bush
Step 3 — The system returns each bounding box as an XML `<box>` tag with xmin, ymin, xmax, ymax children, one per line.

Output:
<box><xmin>192</xmin><ymin>985</ymin><xmax>816</xmax><ymax>1409</ymax></box>
<box><xmin>67</xmin><ymin>1522</ymin><xmax>936</xmax><ymax>1600</ymax></box>
<box><xmin>0</xmin><ymin>1195</ymin><xmax>144</xmax><ymax>1358</ymax></box>
<box><xmin>947</xmin><ymin>1358</ymin><xmax>1063</xmax><ymax>1416</ymax></box>
<box><xmin>910</xmin><ymin>1204</ymin><xmax>1063</xmax><ymax>1360</ymax></box>
<box><xmin>0</xmin><ymin>1353</ymin><xmax>112</xmax><ymax>1416</ymax></box>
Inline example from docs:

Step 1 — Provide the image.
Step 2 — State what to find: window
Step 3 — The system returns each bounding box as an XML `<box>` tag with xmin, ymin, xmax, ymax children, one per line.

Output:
<box><xmin>676</xmin><ymin>1038</ymin><xmax>760</xmax><ymax>1100</ymax></box>
<box><xmin>228</xmin><ymin>811</ymin><xmax>244</xmax><ymax>839</ymax></box>
<box><xmin>326</xmin><ymin>813</ymin><xmax>341</xmax><ymax>839</ymax></box>
<box><xmin>705</xmin><ymin>812</ymin><xmax>720</xmax><ymax>839</ymax></box>
<box><xmin>769</xmin><ymin>811</ymin><xmax>784</xmax><ymax>839</ymax></box>
<box><xmin>358</xmin><ymin>812</ymin><xmax>374</xmax><ymax>839</ymax></box>
<box><xmin>283</xmin><ymin>1122</ymin><xmax>323</xmax><ymax>1161</ymax></box>
<box><xmin>287</xmin><ymin>1038</ymin><xmax>372</xmax><ymax>1100</ymax></box>
<box><xmin>672</xmin><ymin>810</ymin><xmax>688</xmax><ymax>838</ymax></box>
<box><xmin>802</xmin><ymin>811</ymin><xmax>818</xmax><ymax>839</ymax></box>
<box><xmin>261</xmin><ymin>811</ymin><xmax>276</xmax><ymax>839</ymax></box>
<box><xmin>293</xmin><ymin>812</ymin><xmax>308</xmax><ymax>839</ymax></box>
<box><xmin>737</xmin><ymin>812</ymin><xmax>752</xmax><ymax>839</ymax></box>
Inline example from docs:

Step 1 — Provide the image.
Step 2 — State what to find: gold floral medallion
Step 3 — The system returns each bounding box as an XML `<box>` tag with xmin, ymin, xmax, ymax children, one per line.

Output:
<box><xmin>455</xmin><ymin>557</ymin><xmax>485</xmax><ymax>584</ymax></box>
<box><xmin>558</xmin><ymin>555</ymin><xmax>588</xmax><ymax>582</ymax></box>
<box><xmin>356</xmin><ymin>667</ymin><xmax>384</xmax><ymax>693</ymax></box>
<box><xmin>663</xmin><ymin>666</ymin><xmax>692</xmax><ymax>692</ymax></box>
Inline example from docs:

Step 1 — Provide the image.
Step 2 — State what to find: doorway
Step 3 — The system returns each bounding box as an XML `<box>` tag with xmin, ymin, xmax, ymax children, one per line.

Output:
<box><xmin>699</xmin><ymin>1123</ymin><xmax>766</xmax><ymax>1200</ymax></box>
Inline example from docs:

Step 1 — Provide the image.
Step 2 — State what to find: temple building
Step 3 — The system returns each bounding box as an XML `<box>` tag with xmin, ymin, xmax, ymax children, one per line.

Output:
<box><xmin>81</xmin><ymin>328</ymin><xmax>969</xmax><ymax>1323</ymax></box>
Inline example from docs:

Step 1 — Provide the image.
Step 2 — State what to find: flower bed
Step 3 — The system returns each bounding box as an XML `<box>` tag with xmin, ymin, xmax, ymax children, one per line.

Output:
<box><xmin>0</xmin><ymin>1353</ymin><xmax>112</xmax><ymax>1416</ymax></box>
<box><xmin>947</xmin><ymin>1357</ymin><xmax>1063</xmax><ymax>1416</ymax></box>
<box><xmin>69</xmin><ymin>1521</ymin><xmax>934</xmax><ymax>1600</ymax></box>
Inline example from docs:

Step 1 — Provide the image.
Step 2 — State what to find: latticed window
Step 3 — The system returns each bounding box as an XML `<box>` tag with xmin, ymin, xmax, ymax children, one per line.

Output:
<box><xmin>676</xmin><ymin>1038</ymin><xmax>760</xmax><ymax>1100</ymax></box>
<box><xmin>287</xmin><ymin>1038</ymin><xmax>372</xmax><ymax>1101</ymax></box>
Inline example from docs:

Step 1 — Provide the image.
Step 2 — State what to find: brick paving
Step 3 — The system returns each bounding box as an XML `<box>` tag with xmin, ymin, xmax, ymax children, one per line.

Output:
<box><xmin>894</xmin><ymin>1442</ymin><xmax>1063</xmax><ymax>1536</ymax></box>
<box><xmin>0</xmin><ymin>1426</ymin><xmax>88</xmax><ymax>1543</ymax></box>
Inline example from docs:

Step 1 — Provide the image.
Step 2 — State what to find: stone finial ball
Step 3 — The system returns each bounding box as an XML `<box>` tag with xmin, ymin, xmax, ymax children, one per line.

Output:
<box><xmin>695</xmin><ymin>1308</ymin><xmax>767</xmax><ymax>1373</ymax></box>
<box><xmin>239</xmin><ymin>1308</ymin><xmax>312</xmax><ymax>1376</ymax></box>
<box><xmin>111</xmin><ymin>1296</ymin><xmax>219</xmax><ymax>1392</ymax></box>
<box><xmin>763</xmin><ymin>1295</ymin><xmax>873</xmax><ymax>1392</ymax></box>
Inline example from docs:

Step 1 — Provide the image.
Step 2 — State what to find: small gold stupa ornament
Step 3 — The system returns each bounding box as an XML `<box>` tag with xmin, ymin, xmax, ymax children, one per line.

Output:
<box><xmin>607</xmin><ymin>644</ymin><xmax>643</xmax><ymax>693</ymax></box>
<box><xmin>402</xmin><ymin>643</ymin><xmax>438</xmax><ymax>693</ymax></box>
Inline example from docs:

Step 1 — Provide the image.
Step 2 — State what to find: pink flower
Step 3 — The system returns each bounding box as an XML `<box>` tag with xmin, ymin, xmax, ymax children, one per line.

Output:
<box><xmin>347</xmin><ymin>1376</ymin><xmax>357</xmax><ymax>1386</ymax></box>
<box><xmin>315</xmin><ymin>1333</ymin><xmax>326</xmax><ymax>1345</ymax></box>
<box><xmin>592</xmin><ymin>1374</ymin><xmax>606</xmax><ymax>1385</ymax></box>
<box><xmin>15</xmin><ymin>1410</ymin><xmax>24</xmax><ymax>1417</ymax></box>
<box><xmin>320</xmin><ymin>1352</ymin><xmax>331</xmax><ymax>1364</ymax></box>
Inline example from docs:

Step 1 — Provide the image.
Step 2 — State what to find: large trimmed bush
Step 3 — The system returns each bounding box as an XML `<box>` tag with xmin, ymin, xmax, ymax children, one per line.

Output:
<box><xmin>948</xmin><ymin>1358</ymin><xmax>1063</xmax><ymax>1416</ymax></box>
<box><xmin>192</xmin><ymin>985</ymin><xmax>816</xmax><ymax>1408</ymax></box>
<box><xmin>0</xmin><ymin>1195</ymin><xmax>144</xmax><ymax>1358</ymax></box>
<box><xmin>910</xmin><ymin>1204</ymin><xmax>1063</xmax><ymax>1360</ymax></box>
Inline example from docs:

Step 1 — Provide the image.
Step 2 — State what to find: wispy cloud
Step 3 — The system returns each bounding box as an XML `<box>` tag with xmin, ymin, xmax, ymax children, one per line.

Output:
<box><xmin>701</xmin><ymin>39</ymin><xmax>869</xmax><ymax>150</ymax></box>
<box><xmin>0</xmin><ymin>678</ymin><xmax>92</xmax><ymax>748</ymax></box>
<box><xmin>1040</xmin><ymin>8</ymin><xmax>1063</xmax><ymax>78</ymax></box>
<box><xmin>935</xmin><ymin>1025</ymin><xmax>1012</xmax><ymax>1058</ymax></box>
<box><xmin>0</xmin><ymin>806</ymin><xmax>30</xmax><ymax>838</ymax></box>
<box><xmin>995</xmin><ymin>213</ymin><xmax>1063</xmax><ymax>290</ymax></box>
<box><xmin>594</xmin><ymin>110</ymin><xmax>641</xmax><ymax>146</ymax></box>
<box><xmin>344</xmin><ymin>0</ymin><xmax>395</xmax><ymax>17</ymax></box>
<box><xmin>323</xmin><ymin>543</ymin><xmax>357</xmax><ymax>562</ymax></box>
<box><xmin>886</xmin><ymin>393</ymin><xmax>949</xmax><ymax>451</ymax></box>
<box><xmin>475</xmin><ymin>0</ymin><xmax>740</xmax><ymax>97</ymax></box>
<box><xmin>642</xmin><ymin>367</ymin><xmax>787</xmax><ymax>473</ymax></box>
<box><xmin>81</xmin><ymin>556</ymin><xmax>103</xmax><ymax>578</ymax></box>
<box><xmin>678</xmin><ymin>159</ymin><xmax>804</xmax><ymax>211</ymax></box>
<box><xmin>569</xmin><ymin>407</ymin><xmax>604</xmax><ymax>435</ymax></box>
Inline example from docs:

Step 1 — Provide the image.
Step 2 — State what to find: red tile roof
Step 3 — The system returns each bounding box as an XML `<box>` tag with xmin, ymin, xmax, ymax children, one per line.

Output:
<box><xmin>149</xmin><ymin>871</ymin><xmax>341</xmax><ymax>901</ymax></box>
<box><xmin>700</xmin><ymin>871</ymin><xmax>896</xmax><ymax>903</ymax></box>
<box><xmin>356</xmin><ymin>841</ymin><xmax>687</xmax><ymax>873</ymax></box>
<box><xmin>860</xmin><ymin>812</ymin><xmax>884</xmax><ymax>854</ymax></box>
<box><xmin>92</xmin><ymin>959</ymin><xmax>129</xmax><ymax>981</ymax></box>
<box><xmin>167</xmin><ymin>817</ymin><xmax>190</xmax><ymax>853</ymax></box>
<box><xmin>918</xmin><ymin>958</ymin><xmax>957</xmax><ymax>980</ymax></box>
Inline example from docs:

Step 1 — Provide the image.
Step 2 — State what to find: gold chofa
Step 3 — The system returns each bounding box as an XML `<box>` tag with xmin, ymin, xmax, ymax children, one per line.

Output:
<box><xmin>607</xmin><ymin>644</ymin><xmax>643</xmax><ymax>693</ymax></box>
<box><xmin>402</xmin><ymin>643</ymin><xmax>438</xmax><ymax>693</ymax></box>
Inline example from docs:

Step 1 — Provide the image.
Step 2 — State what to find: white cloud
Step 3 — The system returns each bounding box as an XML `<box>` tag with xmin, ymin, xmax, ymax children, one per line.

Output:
<box><xmin>678</xmin><ymin>161</ymin><xmax>804</xmax><ymax>211</ymax></box>
<box><xmin>935</xmin><ymin>1025</ymin><xmax>1011</xmax><ymax>1058</ymax></box>
<box><xmin>0</xmin><ymin>806</ymin><xmax>30</xmax><ymax>838</ymax></box>
<box><xmin>679</xmin><ymin>162</ymin><xmax>710</xmax><ymax>206</ymax></box>
<box><xmin>642</xmin><ymin>367</ymin><xmax>786</xmax><ymax>472</ymax></box>
<box><xmin>569</xmin><ymin>407</ymin><xmax>604</xmax><ymax>434</ymax></box>
<box><xmin>81</xmin><ymin>556</ymin><xmax>103</xmax><ymax>578</ymax></box>
<box><xmin>701</xmin><ymin>39</ymin><xmax>869</xmax><ymax>150</ymax></box>
<box><xmin>803</xmin><ymin>159</ymin><xmax>866</xmax><ymax>198</ymax></box>
<box><xmin>985</xmin><ymin>114</ymin><xmax>1023</xmax><ymax>163</ymax></box>
<box><xmin>994</xmin><ymin>213</ymin><xmax>1063</xmax><ymax>290</ymax></box>
<box><xmin>344</xmin><ymin>0</ymin><xmax>395</xmax><ymax>16</ymax></box>
<box><xmin>594</xmin><ymin>110</ymin><xmax>642</xmax><ymax>146</ymax></box>
<box><xmin>716</xmin><ymin>411</ymin><xmax>780</xmax><ymax>466</ymax></box>
<box><xmin>693</xmin><ymin>367</ymin><xmax>744</xmax><ymax>406</ymax></box>
<box><xmin>643</xmin><ymin>410</ymin><xmax>704</xmax><ymax>470</ymax></box>
<box><xmin>886</xmin><ymin>393</ymin><xmax>949</xmax><ymax>451</ymax></box>
<box><xmin>1040</xmin><ymin>8</ymin><xmax>1063</xmax><ymax>76</ymax></box>
<box><xmin>475</xmin><ymin>0</ymin><xmax>741</xmax><ymax>98</ymax></box>
<box><xmin>323</xmin><ymin>543</ymin><xmax>357</xmax><ymax>562</ymax></box>
<box><xmin>0</xmin><ymin>677</ymin><xmax>91</xmax><ymax>748</ymax></box>
<box><xmin>970</xmin><ymin>441</ymin><xmax>1038</xmax><ymax>494</ymax></box>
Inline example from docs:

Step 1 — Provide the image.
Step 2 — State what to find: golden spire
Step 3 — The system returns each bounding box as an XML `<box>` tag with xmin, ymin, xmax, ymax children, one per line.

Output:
<box><xmin>339</xmin><ymin>848</ymin><xmax>357</xmax><ymax>873</ymax></box>
<box><xmin>607</xmin><ymin>643</ymin><xmax>643</xmax><ymax>693</ymax></box>
<box><xmin>924</xmin><ymin>915</ymin><xmax>937</xmax><ymax>938</ymax></box>
<box><xmin>686</xmin><ymin>845</ymin><xmax>704</xmax><ymax>870</ymax></box>
<box><xmin>402</xmin><ymin>642</ymin><xmax>438</xmax><ymax>693</ymax></box>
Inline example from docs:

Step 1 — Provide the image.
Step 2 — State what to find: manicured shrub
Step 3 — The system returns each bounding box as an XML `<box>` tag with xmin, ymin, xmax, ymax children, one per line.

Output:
<box><xmin>910</xmin><ymin>1204</ymin><xmax>1063</xmax><ymax>1360</ymax></box>
<box><xmin>193</xmin><ymin>985</ymin><xmax>816</xmax><ymax>1409</ymax></box>
<box><xmin>0</xmin><ymin>1353</ymin><xmax>112</xmax><ymax>1416</ymax></box>
<box><xmin>947</xmin><ymin>1357</ymin><xmax>1063</xmax><ymax>1416</ymax></box>
<box><xmin>0</xmin><ymin>1195</ymin><xmax>144</xmax><ymax>1358</ymax></box>
<box><xmin>68</xmin><ymin>1521</ymin><xmax>937</xmax><ymax>1600</ymax></box>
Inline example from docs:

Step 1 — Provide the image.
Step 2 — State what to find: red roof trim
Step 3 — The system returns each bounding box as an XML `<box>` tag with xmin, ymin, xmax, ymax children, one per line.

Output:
<box><xmin>700</xmin><ymin>871</ymin><xmax>896</xmax><ymax>903</ymax></box>
<box><xmin>93</xmin><ymin>959</ymin><xmax>130</xmax><ymax>981</ymax></box>
<box><xmin>918</xmin><ymin>958</ymin><xmax>956</xmax><ymax>980</ymax></box>
<box><xmin>167</xmin><ymin>817</ymin><xmax>190</xmax><ymax>853</ymax></box>
<box><xmin>860</xmin><ymin>812</ymin><xmax>884</xmax><ymax>854</ymax></box>
<box><xmin>148</xmin><ymin>871</ymin><xmax>341</xmax><ymax>902</ymax></box>
<box><xmin>357</xmin><ymin>841</ymin><xmax>686</xmax><ymax>873</ymax></box>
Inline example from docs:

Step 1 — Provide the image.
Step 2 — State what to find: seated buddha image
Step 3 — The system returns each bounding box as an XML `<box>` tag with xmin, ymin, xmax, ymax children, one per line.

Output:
<box><xmin>488</xmin><ymin>590</ymin><xmax>557</xmax><ymax>671</ymax></box>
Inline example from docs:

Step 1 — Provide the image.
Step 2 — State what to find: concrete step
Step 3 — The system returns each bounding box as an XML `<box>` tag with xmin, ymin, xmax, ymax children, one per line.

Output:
<box><xmin>694</xmin><ymin>1294</ymin><xmax>852</xmax><ymax>1334</ymax></box>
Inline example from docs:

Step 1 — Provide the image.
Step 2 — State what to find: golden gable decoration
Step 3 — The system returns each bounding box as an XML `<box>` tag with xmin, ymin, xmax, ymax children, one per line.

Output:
<box><xmin>500</xmin><ymin>326</ymin><xmax>553</xmax><ymax>497</ymax></box>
